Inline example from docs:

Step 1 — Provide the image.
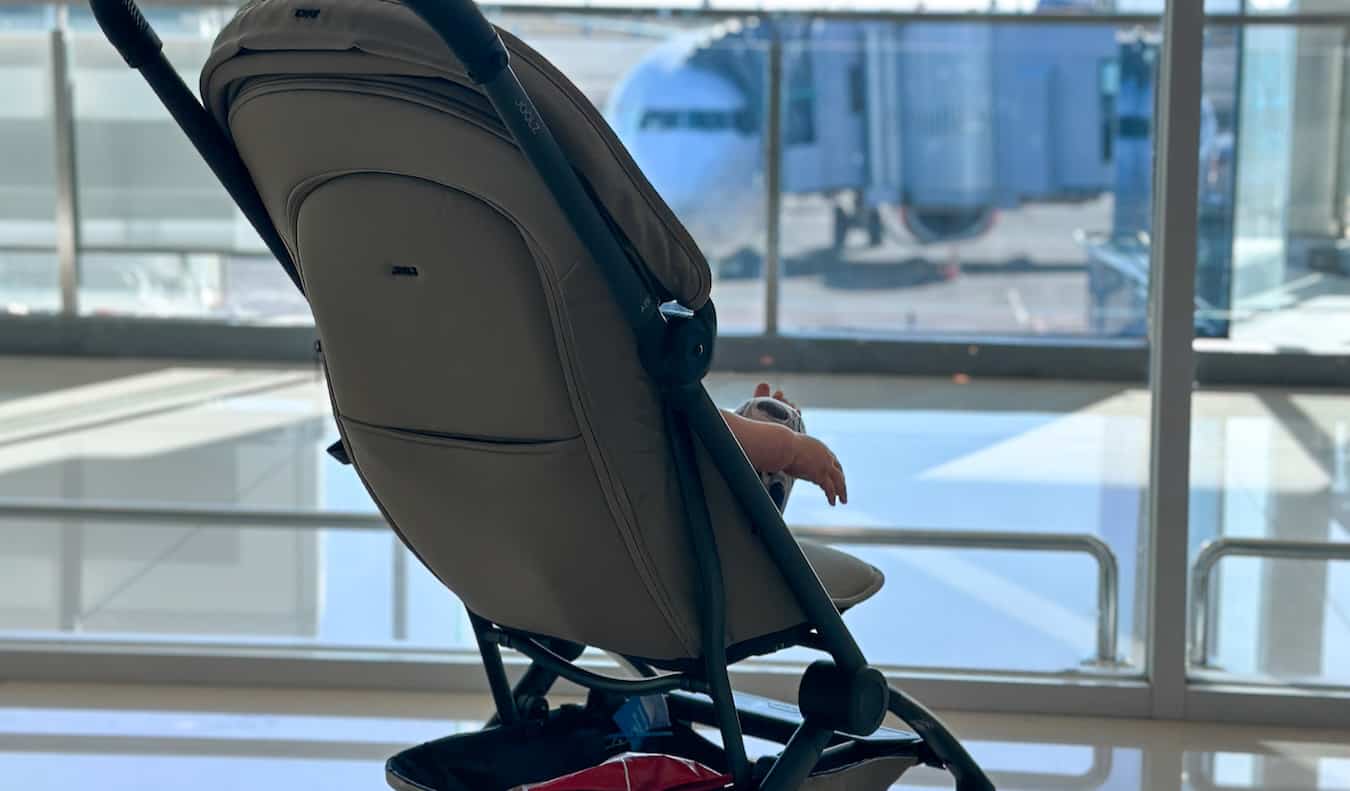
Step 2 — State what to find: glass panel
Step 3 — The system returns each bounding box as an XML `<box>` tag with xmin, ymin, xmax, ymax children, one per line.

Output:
<box><xmin>0</xmin><ymin>6</ymin><xmax>59</xmax><ymax>315</ymax></box>
<box><xmin>65</xmin><ymin>7</ymin><xmax>307</xmax><ymax>323</ymax></box>
<box><xmin>0</xmin><ymin>359</ymin><xmax>1152</xmax><ymax>674</ymax></box>
<box><xmin>707</xmin><ymin>374</ymin><xmax>1150</xmax><ymax>674</ymax></box>
<box><xmin>1226</xmin><ymin>22</ymin><xmax>1348</xmax><ymax>349</ymax></box>
<box><xmin>1100</xmin><ymin>1</ymin><xmax>1246</xmax><ymax>11</ymax></box>
<box><xmin>1194</xmin><ymin>21</ymin><xmax>1350</xmax><ymax>349</ymax></box>
<box><xmin>0</xmin><ymin>364</ymin><xmax>472</xmax><ymax>650</ymax></box>
<box><xmin>1</xmin><ymin>2</ymin><xmax>1185</xmax><ymax>679</ymax></box>
<box><xmin>1187</xmin><ymin>21</ymin><xmax>1350</xmax><ymax>690</ymax></box>
<box><xmin>499</xmin><ymin>12</ymin><xmax>769</xmax><ymax>333</ymax></box>
<box><xmin>55</xmin><ymin>8</ymin><xmax>773</xmax><ymax>328</ymax></box>
<box><xmin>775</xmin><ymin>20</ymin><xmax>1160</xmax><ymax>338</ymax></box>
<box><xmin>709</xmin><ymin>1</ymin><xmax>1161</xmax><ymax>15</ymax></box>
<box><xmin>1189</xmin><ymin>388</ymin><xmax>1350</xmax><ymax>687</ymax></box>
<box><xmin>479</xmin><ymin>1</ymin><xmax>1242</xmax><ymax>14</ymax></box>
<box><xmin>0</xmin><ymin>520</ymin><xmax>472</xmax><ymax>649</ymax></box>
<box><xmin>1248</xmin><ymin>0</ymin><xmax>1350</xmax><ymax>15</ymax></box>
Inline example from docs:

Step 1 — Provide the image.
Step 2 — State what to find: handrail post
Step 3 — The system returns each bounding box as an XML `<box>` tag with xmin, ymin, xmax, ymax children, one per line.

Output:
<box><xmin>50</xmin><ymin>17</ymin><xmax>81</xmax><ymax>317</ymax></box>
<box><xmin>763</xmin><ymin>24</ymin><xmax>783</xmax><ymax>336</ymax></box>
<box><xmin>1188</xmin><ymin>540</ymin><xmax>1223</xmax><ymax>667</ymax></box>
<box><xmin>1085</xmin><ymin>534</ymin><xmax>1121</xmax><ymax>668</ymax></box>
<box><xmin>1188</xmin><ymin>537</ymin><xmax>1350</xmax><ymax>668</ymax></box>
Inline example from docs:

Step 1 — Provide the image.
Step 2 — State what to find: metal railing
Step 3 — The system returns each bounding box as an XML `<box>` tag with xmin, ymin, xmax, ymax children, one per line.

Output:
<box><xmin>0</xmin><ymin>498</ymin><xmax>387</xmax><ymax>530</ymax></box>
<box><xmin>794</xmin><ymin>525</ymin><xmax>1120</xmax><ymax>666</ymax></box>
<box><xmin>1188</xmin><ymin>536</ymin><xmax>1350</xmax><ymax>667</ymax></box>
<box><xmin>0</xmin><ymin>498</ymin><xmax>1124</xmax><ymax>667</ymax></box>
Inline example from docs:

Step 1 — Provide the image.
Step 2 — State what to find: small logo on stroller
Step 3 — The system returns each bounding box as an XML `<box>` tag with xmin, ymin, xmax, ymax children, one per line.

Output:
<box><xmin>391</xmin><ymin>265</ymin><xmax>419</xmax><ymax>277</ymax></box>
<box><xmin>294</xmin><ymin>8</ymin><xmax>320</xmax><ymax>18</ymax></box>
<box><xmin>515</xmin><ymin>100</ymin><xmax>544</xmax><ymax>135</ymax></box>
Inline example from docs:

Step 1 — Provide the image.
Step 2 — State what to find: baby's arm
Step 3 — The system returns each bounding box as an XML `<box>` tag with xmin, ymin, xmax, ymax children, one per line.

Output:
<box><xmin>722</xmin><ymin>409</ymin><xmax>796</xmax><ymax>473</ymax></box>
<box><xmin>722</xmin><ymin>409</ymin><xmax>848</xmax><ymax>506</ymax></box>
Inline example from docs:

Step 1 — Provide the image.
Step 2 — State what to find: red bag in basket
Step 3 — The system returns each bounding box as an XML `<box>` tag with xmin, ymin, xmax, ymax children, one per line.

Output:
<box><xmin>512</xmin><ymin>753</ymin><xmax>731</xmax><ymax>791</ymax></box>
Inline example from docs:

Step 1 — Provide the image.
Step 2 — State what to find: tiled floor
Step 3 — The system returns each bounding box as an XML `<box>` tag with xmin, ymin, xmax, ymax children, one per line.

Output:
<box><xmin>0</xmin><ymin>357</ymin><xmax>1346</xmax><ymax>684</ymax></box>
<box><xmin>1</xmin><ymin>682</ymin><xmax>1348</xmax><ymax>790</ymax></box>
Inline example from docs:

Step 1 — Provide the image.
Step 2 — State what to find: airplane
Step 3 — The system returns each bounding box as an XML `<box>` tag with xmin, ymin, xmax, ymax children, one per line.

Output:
<box><xmin>601</xmin><ymin>0</ymin><xmax>1125</xmax><ymax>278</ymax></box>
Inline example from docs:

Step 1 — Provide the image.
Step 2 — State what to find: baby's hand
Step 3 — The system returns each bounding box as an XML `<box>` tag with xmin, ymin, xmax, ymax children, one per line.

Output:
<box><xmin>785</xmin><ymin>434</ymin><xmax>848</xmax><ymax>506</ymax></box>
<box><xmin>753</xmin><ymin>382</ymin><xmax>797</xmax><ymax>409</ymax></box>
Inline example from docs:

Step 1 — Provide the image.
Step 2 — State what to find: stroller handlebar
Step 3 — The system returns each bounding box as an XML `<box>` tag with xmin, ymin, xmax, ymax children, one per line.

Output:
<box><xmin>400</xmin><ymin>0</ymin><xmax>509</xmax><ymax>83</ymax></box>
<box><xmin>89</xmin><ymin>0</ymin><xmax>163</xmax><ymax>69</ymax></box>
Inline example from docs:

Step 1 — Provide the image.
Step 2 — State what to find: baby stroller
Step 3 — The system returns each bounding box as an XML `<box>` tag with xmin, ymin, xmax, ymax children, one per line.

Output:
<box><xmin>89</xmin><ymin>0</ymin><xmax>995</xmax><ymax>788</ymax></box>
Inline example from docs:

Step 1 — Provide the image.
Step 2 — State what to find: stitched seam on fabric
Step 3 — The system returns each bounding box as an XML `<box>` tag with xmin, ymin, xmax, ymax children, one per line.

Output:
<box><xmin>321</xmin><ymin>374</ymin><xmax>456</xmax><ymax>610</ymax></box>
<box><xmin>342</xmin><ymin>416</ymin><xmax>581</xmax><ymax>452</ymax></box>
<box><xmin>229</xmin><ymin>78</ymin><xmax>512</xmax><ymax>145</ymax></box>
<box><xmin>541</xmin><ymin>253</ymin><xmax>699</xmax><ymax>656</ymax></box>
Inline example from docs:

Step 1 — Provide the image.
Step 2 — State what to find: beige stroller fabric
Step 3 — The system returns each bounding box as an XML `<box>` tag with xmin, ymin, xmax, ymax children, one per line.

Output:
<box><xmin>203</xmin><ymin>0</ymin><xmax>709</xmax><ymax>308</ymax></box>
<box><xmin>800</xmin><ymin>756</ymin><xmax>919</xmax><ymax>790</ymax></box>
<box><xmin>202</xmin><ymin>0</ymin><xmax>883</xmax><ymax>662</ymax></box>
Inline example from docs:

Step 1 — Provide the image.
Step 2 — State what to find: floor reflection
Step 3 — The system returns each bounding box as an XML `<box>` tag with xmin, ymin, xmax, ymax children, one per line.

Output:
<box><xmin>2</xmin><ymin>684</ymin><xmax>1348</xmax><ymax>791</ymax></box>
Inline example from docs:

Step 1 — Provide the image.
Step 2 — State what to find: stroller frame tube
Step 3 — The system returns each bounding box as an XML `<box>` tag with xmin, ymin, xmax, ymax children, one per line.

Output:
<box><xmin>469</xmin><ymin>612</ymin><xmax>521</xmax><ymax>725</ymax></box>
<box><xmin>86</xmin><ymin>0</ymin><xmax>995</xmax><ymax>787</ymax></box>
<box><xmin>88</xmin><ymin>0</ymin><xmax>304</xmax><ymax>294</ymax></box>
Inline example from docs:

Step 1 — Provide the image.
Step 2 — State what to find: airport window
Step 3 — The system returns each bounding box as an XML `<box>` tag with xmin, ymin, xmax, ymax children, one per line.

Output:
<box><xmin>1</xmin><ymin>0</ymin><xmax>1349</xmax><ymax>724</ymax></box>
<box><xmin>1186</xmin><ymin>18</ymin><xmax>1350</xmax><ymax>691</ymax></box>
<box><xmin>639</xmin><ymin>109</ymin><xmax>753</xmax><ymax>132</ymax></box>
<box><xmin>1190</xmin><ymin>387</ymin><xmax>1350</xmax><ymax>688</ymax></box>
<box><xmin>1202</xmin><ymin>22</ymin><xmax>1350</xmax><ymax>352</ymax></box>
<box><xmin>848</xmin><ymin>63</ymin><xmax>865</xmax><ymax>114</ymax></box>
<box><xmin>64</xmin><ymin>8</ymin><xmax>306</xmax><ymax>322</ymax></box>
<box><xmin>1099</xmin><ymin>59</ymin><xmax>1119</xmax><ymax>162</ymax></box>
<box><xmin>639</xmin><ymin>109</ymin><xmax>680</xmax><ymax>130</ymax></box>
<box><xmin>778</xmin><ymin>21</ymin><xmax>1145</xmax><ymax>338</ymax></box>
<box><xmin>784</xmin><ymin>101</ymin><xmax>815</xmax><ymax>145</ymax></box>
<box><xmin>784</xmin><ymin>49</ymin><xmax>817</xmax><ymax>145</ymax></box>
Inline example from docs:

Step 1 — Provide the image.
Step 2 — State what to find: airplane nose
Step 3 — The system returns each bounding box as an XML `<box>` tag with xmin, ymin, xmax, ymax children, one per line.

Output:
<box><xmin>630</xmin><ymin>140</ymin><xmax>716</xmax><ymax>220</ymax></box>
<box><xmin>623</xmin><ymin>129</ymin><xmax>762</xmax><ymax>260</ymax></box>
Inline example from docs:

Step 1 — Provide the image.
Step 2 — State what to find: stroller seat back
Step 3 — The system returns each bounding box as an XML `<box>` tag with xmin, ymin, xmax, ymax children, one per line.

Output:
<box><xmin>202</xmin><ymin>0</ymin><xmax>879</xmax><ymax>662</ymax></box>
